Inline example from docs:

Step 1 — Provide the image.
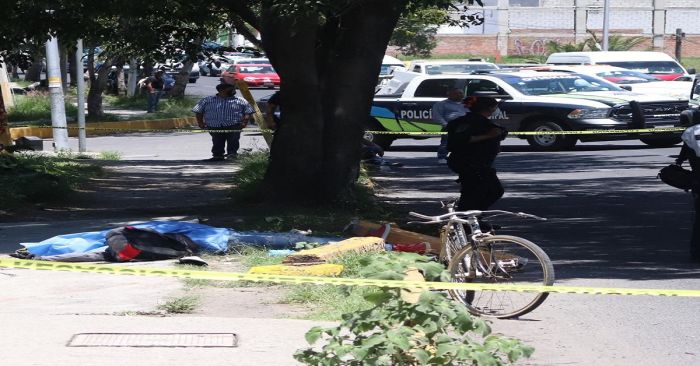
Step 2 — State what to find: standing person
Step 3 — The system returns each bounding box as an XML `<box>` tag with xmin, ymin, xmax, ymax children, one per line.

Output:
<box><xmin>265</xmin><ymin>90</ymin><xmax>281</xmax><ymax>131</ymax></box>
<box><xmin>446</xmin><ymin>97</ymin><xmax>507</xmax><ymax>212</ymax></box>
<box><xmin>192</xmin><ymin>83</ymin><xmax>254</xmax><ymax>162</ymax></box>
<box><xmin>432</xmin><ymin>88</ymin><xmax>468</xmax><ymax>164</ymax></box>
<box><xmin>146</xmin><ymin>70</ymin><xmax>165</xmax><ymax>113</ymax></box>
<box><xmin>675</xmin><ymin>122</ymin><xmax>700</xmax><ymax>262</ymax></box>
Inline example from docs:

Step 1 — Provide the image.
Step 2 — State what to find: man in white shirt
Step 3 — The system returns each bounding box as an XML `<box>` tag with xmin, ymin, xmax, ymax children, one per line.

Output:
<box><xmin>432</xmin><ymin>88</ymin><xmax>468</xmax><ymax>163</ymax></box>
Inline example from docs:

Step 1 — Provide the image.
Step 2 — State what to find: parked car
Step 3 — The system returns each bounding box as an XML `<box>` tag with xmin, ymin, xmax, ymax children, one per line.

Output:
<box><xmin>529</xmin><ymin>65</ymin><xmax>693</xmax><ymax>100</ymax></box>
<box><xmin>370</xmin><ymin>69</ymin><xmax>688</xmax><ymax>150</ymax></box>
<box><xmin>400</xmin><ymin>60</ymin><xmax>500</xmax><ymax>75</ymax></box>
<box><xmin>221</xmin><ymin>64</ymin><xmax>280</xmax><ymax>88</ymax></box>
<box><xmin>681</xmin><ymin>77</ymin><xmax>700</xmax><ymax>126</ymax></box>
<box><xmin>546</xmin><ymin>51</ymin><xmax>695</xmax><ymax>81</ymax></box>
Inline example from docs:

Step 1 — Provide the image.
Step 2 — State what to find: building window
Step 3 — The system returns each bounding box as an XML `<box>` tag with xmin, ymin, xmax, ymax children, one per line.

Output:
<box><xmin>509</xmin><ymin>0</ymin><xmax>540</xmax><ymax>7</ymax></box>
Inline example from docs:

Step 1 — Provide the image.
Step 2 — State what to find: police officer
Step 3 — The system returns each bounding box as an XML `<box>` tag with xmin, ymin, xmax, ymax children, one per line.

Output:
<box><xmin>446</xmin><ymin>97</ymin><xmax>507</xmax><ymax>211</ymax></box>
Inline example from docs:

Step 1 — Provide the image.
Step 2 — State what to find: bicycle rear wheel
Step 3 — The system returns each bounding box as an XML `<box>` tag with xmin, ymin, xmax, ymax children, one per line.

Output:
<box><xmin>447</xmin><ymin>235</ymin><xmax>554</xmax><ymax>319</ymax></box>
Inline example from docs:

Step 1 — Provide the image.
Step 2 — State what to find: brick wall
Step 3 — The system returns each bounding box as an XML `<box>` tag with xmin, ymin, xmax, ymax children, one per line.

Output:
<box><xmin>433</xmin><ymin>34</ymin><xmax>700</xmax><ymax>58</ymax></box>
<box><xmin>432</xmin><ymin>35</ymin><xmax>499</xmax><ymax>56</ymax></box>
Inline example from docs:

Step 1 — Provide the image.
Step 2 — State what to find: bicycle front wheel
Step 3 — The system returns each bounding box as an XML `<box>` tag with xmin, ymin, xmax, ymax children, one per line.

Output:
<box><xmin>447</xmin><ymin>235</ymin><xmax>554</xmax><ymax>319</ymax></box>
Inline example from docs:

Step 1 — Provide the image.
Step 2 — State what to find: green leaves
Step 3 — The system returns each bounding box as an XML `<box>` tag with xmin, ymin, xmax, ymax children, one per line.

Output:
<box><xmin>305</xmin><ymin>326</ymin><xmax>324</xmax><ymax>345</ymax></box>
<box><xmin>294</xmin><ymin>252</ymin><xmax>533</xmax><ymax>365</ymax></box>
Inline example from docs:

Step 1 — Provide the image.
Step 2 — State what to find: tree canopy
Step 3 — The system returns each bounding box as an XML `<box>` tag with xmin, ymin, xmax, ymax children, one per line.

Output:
<box><xmin>1</xmin><ymin>0</ymin><xmax>484</xmax><ymax>204</ymax></box>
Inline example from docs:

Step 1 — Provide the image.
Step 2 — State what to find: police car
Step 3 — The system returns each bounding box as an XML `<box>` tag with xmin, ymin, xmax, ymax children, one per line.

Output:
<box><xmin>370</xmin><ymin>70</ymin><xmax>689</xmax><ymax>150</ymax></box>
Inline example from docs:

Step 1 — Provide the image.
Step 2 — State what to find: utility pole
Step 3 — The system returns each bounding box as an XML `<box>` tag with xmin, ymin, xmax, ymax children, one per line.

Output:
<box><xmin>75</xmin><ymin>39</ymin><xmax>86</xmax><ymax>152</ymax></box>
<box><xmin>675</xmin><ymin>28</ymin><xmax>685</xmax><ymax>62</ymax></box>
<box><xmin>602</xmin><ymin>0</ymin><xmax>611</xmax><ymax>51</ymax></box>
<box><xmin>46</xmin><ymin>35</ymin><xmax>69</xmax><ymax>151</ymax></box>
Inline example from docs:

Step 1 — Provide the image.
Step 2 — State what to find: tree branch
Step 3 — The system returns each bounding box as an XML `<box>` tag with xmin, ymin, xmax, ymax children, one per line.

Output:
<box><xmin>217</xmin><ymin>0</ymin><xmax>260</xmax><ymax>30</ymax></box>
<box><xmin>229</xmin><ymin>15</ymin><xmax>262</xmax><ymax>49</ymax></box>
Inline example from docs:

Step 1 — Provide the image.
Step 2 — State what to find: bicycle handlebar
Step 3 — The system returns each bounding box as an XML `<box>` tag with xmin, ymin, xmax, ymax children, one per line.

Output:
<box><xmin>408</xmin><ymin>210</ymin><xmax>547</xmax><ymax>224</ymax></box>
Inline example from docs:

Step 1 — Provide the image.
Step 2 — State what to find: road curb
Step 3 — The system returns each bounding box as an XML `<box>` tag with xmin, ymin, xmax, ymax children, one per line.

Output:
<box><xmin>9</xmin><ymin>117</ymin><xmax>197</xmax><ymax>139</ymax></box>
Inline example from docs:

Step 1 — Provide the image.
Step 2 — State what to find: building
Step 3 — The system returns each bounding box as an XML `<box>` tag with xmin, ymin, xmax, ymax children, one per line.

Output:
<box><xmin>432</xmin><ymin>0</ymin><xmax>700</xmax><ymax>58</ymax></box>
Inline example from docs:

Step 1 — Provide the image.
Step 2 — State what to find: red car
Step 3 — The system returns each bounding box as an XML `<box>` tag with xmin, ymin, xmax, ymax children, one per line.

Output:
<box><xmin>221</xmin><ymin>64</ymin><xmax>280</xmax><ymax>88</ymax></box>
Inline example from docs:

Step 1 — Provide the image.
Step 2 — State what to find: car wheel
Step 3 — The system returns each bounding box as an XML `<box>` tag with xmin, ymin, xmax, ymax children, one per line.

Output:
<box><xmin>639</xmin><ymin>137</ymin><xmax>682</xmax><ymax>148</ymax></box>
<box><xmin>526</xmin><ymin>120</ymin><xmax>577</xmax><ymax>151</ymax></box>
<box><xmin>189</xmin><ymin>78</ymin><xmax>197</xmax><ymax>83</ymax></box>
<box><xmin>364</xmin><ymin>119</ymin><xmax>394</xmax><ymax>150</ymax></box>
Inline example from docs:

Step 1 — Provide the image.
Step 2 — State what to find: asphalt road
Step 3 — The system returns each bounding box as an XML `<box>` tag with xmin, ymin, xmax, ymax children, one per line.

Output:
<box><xmin>2</xmin><ymin>126</ymin><xmax>699</xmax><ymax>364</ymax></box>
<box><xmin>375</xmin><ymin>137</ymin><xmax>700</xmax><ymax>366</ymax></box>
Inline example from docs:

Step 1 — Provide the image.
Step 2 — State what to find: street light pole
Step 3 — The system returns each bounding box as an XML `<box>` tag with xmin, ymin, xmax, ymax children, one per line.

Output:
<box><xmin>602</xmin><ymin>0</ymin><xmax>611</xmax><ymax>51</ymax></box>
<box><xmin>75</xmin><ymin>39</ymin><xmax>86</xmax><ymax>152</ymax></box>
<box><xmin>46</xmin><ymin>35</ymin><xmax>69</xmax><ymax>151</ymax></box>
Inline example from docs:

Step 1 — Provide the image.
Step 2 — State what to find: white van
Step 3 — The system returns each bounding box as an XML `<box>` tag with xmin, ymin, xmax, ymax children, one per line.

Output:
<box><xmin>546</xmin><ymin>51</ymin><xmax>695</xmax><ymax>81</ymax></box>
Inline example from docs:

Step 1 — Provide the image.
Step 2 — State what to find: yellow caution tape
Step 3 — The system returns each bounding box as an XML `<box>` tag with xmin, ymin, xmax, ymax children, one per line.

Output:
<box><xmin>1</xmin><ymin>258</ymin><xmax>699</xmax><ymax>297</ymax></box>
<box><xmin>366</xmin><ymin>127</ymin><xmax>686</xmax><ymax>136</ymax></box>
<box><xmin>18</xmin><ymin>126</ymin><xmax>686</xmax><ymax>136</ymax></box>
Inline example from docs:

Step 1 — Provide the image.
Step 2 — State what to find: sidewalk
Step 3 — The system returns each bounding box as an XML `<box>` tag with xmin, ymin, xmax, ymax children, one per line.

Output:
<box><xmin>0</xmin><ymin>262</ymin><xmax>332</xmax><ymax>366</ymax></box>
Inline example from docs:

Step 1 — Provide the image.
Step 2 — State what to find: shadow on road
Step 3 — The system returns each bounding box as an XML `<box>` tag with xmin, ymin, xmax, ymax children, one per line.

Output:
<box><xmin>371</xmin><ymin>151</ymin><xmax>700</xmax><ymax>282</ymax></box>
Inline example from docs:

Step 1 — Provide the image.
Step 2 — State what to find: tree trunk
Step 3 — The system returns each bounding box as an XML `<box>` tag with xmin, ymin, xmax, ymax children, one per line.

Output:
<box><xmin>116</xmin><ymin>65</ymin><xmax>127</xmax><ymax>95</ymax></box>
<box><xmin>59</xmin><ymin>44</ymin><xmax>69</xmax><ymax>91</ymax></box>
<box><xmin>87</xmin><ymin>59</ymin><xmax>113</xmax><ymax>120</ymax></box>
<box><xmin>25</xmin><ymin>55</ymin><xmax>43</xmax><ymax>82</ymax></box>
<box><xmin>10</xmin><ymin>64</ymin><xmax>19</xmax><ymax>80</ymax></box>
<box><xmin>69</xmin><ymin>45</ymin><xmax>78</xmax><ymax>88</ymax></box>
<box><xmin>260</xmin><ymin>10</ymin><xmax>325</xmax><ymax>201</ymax></box>
<box><xmin>169</xmin><ymin>60</ymin><xmax>193</xmax><ymax>98</ymax></box>
<box><xmin>318</xmin><ymin>1</ymin><xmax>406</xmax><ymax>199</ymax></box>
<box><xmin>260</xmin><ymin>0</ymin><xmax>406</xmax><ymax>203</ymax></box>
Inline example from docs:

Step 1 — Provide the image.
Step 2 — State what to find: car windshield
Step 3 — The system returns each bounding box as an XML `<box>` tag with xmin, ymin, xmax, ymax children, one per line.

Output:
<box><xmin>602</xmin><ymin>61</ymin><xmax>684</xmax><ymax>75</ymax></box>
<box><xmin>595</xmin><ymin>70</ymin><xmax>659</xmax><ymax>84</ymax></box>
<box><xmin>425</xmin><ymin>64</ymin><xmax>498</xmax><ymax>75</ymax></box>
<box><xmin>239</xmin><ymin>66</ymin><xmax>275</xmax><ymax>74</ymax></box>
<box><xmin>509</xmin><ymin>74</ymin><xmax>623</xmax><ymax>95</ymax></box>
<box><xmin>380</xmin><ymin>64</ymin><xmax>403</xmax><ymax>76</ymax></box>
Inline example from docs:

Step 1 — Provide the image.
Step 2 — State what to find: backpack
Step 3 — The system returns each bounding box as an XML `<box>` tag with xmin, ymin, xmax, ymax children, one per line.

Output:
<box><xmin>105</xmin><ymin>226</ymin><xmax>198</xmax><ymax>262</ymax></box>
<box><xmin>658</xmin><ymin>164</ymin><xmax>695</xmax><ymax>192</ymax></box>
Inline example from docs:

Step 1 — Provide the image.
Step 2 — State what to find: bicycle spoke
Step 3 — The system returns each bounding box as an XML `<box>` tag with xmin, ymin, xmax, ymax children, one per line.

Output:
<box><xmin>447</xmin><ymin>235</ymin><xmax>554</xmax><ymax>318</ymax></box>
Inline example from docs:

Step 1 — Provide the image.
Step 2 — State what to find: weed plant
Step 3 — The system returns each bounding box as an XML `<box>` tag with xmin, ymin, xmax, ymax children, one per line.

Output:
<box><xmin>157</xmin><ymin>295</ymin><xmax>199</xmax><ymax>314</ymax></box>
<box><xmin>7</xmin><ymin>92</ymin><xmax>78</xmax><ymax>123</ymax></box>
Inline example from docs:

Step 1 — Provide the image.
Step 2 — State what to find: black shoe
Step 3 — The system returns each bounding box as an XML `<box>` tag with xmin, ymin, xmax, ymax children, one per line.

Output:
<box><xmin>224</xmin><ymin>153</ymin><xmax>238</xmax><ymax>160</ymax></box>
<box><xmin>203</xmin><ymin>156</ymin><xmax>225</xmax><ymax>162</ymax></box>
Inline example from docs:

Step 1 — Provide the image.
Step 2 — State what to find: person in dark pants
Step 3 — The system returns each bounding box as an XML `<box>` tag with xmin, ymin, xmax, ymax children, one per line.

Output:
<box><xmin>675</xmin><ymin>123</ymin><xmax>700</xmax><ymax>262</ymax></box>
<box><xmin>146</xmin><ymin>70</ymin><xmax>165</xmax><ymax>113</ymax></box>
<box><xmin>192</xmin><ymin>83</ymin><xmax>254</xmax><ymax>162</ymax></box>
<box><xmin>446</xmin><ymin>97</ymin><xmax>507</xmax><ymax>212</ymax></box>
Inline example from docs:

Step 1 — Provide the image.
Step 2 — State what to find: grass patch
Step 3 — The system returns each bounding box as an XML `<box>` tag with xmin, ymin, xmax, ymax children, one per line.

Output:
<box><xmin>281</xmin><ymin>252</ymin><xmax>381</xmax><ymax>320</ymax></box>
<box><xmin>157</xmin><ymin>295</ymin><xmax>199</xmax><ymax>314</ymax></box>
<box><xmin>98</xmin><ymin>151</ymin><xmax>122</xmax><ymax>160</ymax></box>
<box><xmin>7</xmin><ymin>92</ymin><xmax>78</xmax><ymax>123</ymax></box>
<box><xmin>104</xmin><ymin>95</ymin><xmax>198</xmax><ymax>120</ymax></box>
<box><xmin>0</xmin><ymin>153</ymin><xmax>103</xmax><ymax>207</ymax></box>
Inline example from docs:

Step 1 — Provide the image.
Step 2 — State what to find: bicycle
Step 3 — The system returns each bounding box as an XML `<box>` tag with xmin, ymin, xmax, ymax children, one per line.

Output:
<box><xmin>408</xmin><ymin>202</ymin><xmax>555</xmax><ymax>319</ymax></box>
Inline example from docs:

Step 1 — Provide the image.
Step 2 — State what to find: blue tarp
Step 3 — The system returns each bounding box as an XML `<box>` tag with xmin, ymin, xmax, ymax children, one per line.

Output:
<box><xmin>21</xmin><ymin>221</ymin><xmax>338</xmax><ymax>257</ymax></box>
<box><xmin>22</xmin><ymin>221</ymin><xmax>231</xmax><ymax>256</ymax></box>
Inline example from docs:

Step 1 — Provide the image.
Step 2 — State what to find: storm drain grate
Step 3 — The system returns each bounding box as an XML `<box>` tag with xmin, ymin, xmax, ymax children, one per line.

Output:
<box><xmin>67</xmin><ymin>333</ymin><xmax>238</xmax><ymax>347</ymax></box>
